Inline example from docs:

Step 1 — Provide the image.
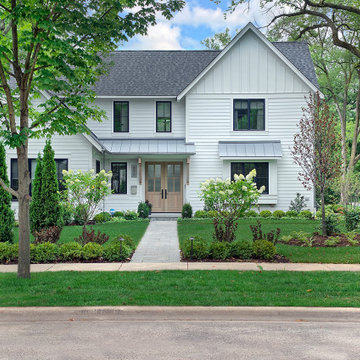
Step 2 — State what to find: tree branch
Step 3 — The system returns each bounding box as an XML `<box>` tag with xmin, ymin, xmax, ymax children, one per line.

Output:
<box><xmin>0</xmin><ymin>2</ymin><xmax>11</xmax><ymax>12</ymax></box>
<box><xmin>0</xmin><ymin>178</ymin><xmax>18</xmax><ymax>198</ymax></box>
<box><xmin>305</xmin><ymin>0</ymin><xmax>360</xmax><ymax>16</ymax></box>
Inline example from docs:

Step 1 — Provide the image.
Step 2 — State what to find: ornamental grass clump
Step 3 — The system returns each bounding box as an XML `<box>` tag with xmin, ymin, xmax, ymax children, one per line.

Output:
<box><xmin>200</xmin><ymin>170</ymin><xmax>264</xmax><ymax>243</ymax></box>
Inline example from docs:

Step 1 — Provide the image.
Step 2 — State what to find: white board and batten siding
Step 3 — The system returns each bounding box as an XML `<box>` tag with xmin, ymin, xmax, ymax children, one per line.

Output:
<box><xmin>185</xmin><ymin>31</ymin><xmax>315</xmax><ymax>211</ymax></box>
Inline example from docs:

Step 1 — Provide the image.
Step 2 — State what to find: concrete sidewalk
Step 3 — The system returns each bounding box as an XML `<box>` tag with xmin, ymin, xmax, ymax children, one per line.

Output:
<box><xmin>1</xmin><ymin>261</ymin><xmax>360</xmax><ymax>273</ymax></box>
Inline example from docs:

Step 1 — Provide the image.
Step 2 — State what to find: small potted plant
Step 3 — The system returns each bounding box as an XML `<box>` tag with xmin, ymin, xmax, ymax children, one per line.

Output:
<box><xmin>145</xmin><ymin>200</ymin><xmax>152</xmax><ymax>215</ymax></box>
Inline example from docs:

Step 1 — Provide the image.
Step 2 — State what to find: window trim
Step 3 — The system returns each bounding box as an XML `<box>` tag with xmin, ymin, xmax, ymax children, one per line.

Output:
<box><xmin>233</xmin><ymin>99</ymin><xmax>265</xmax><ymax>131</ymax></box>
<box><xmin>11</xmin><ymin>158</ymin><xmax>68</xmax><ymax>200</ymax></box>
<box><xmin>111</xmin><ymin>162</ymin><xmax>127</xmax><ymax>195</ymax></box>
<box><xmin>230</xmin><ymin>162</ymin><xmax>269</xmax><ymax>194</ymax></box>
<box><xmin>113</xmin><ymin>101</ymin><xmax>129</xmax><ymax>133</ymax></box>
<box><xmin>156</xmin><ymin>101</ymin><xmax>172</xmax><ymax>133</ymax></box>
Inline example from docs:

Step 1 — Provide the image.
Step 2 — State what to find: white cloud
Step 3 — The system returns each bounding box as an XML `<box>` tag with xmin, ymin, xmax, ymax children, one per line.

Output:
<box><xmin>125</xmin><ymin>22</ymin><xmax>183</xmax><ymax>50</ymax></box>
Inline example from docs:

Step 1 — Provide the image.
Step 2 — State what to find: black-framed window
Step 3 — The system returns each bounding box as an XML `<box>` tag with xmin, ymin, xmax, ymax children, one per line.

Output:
<box><xmin>233</xmin><ymin>99</ymin><xmax>265</xmax><ymax>131</ymax></box>
<box><xmin>96</xmin><ymin>160</ymin><xmax>101</xmax><ymax>174</ymax></box>
<box><xmin>11</xmin><ymin>158</ymin><xmax>68</xmax><ymax>198</ymax></box>
<box><xmin>114</xmin><ymin>101</ymin><xmax>129</xmax><ymax>132</ymax></box>
<box><xmin>111</xmin><ymin>162</ymin><xmax>127</xmax><ymax>194</ymax></box>
<box><xmin>231</xmin><ymin>162</ymin><xmax>269</xmax><ymax>194</ymax></box>
<box><xmin>156</xmin><ymin>101</ymin><xmax>171</xmax><ymax>132</ymax></box>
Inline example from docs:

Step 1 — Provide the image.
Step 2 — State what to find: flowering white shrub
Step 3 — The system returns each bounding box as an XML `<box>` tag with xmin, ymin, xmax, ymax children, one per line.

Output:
<box><xmin>62</xmin><ymin>169</ymin><xmax>112</xmax><ymax>227</ymax></box>
<box><xmin>200</xmin><ymin>169</ymin><xmax>264</xmax><ymax>242</ymax></box>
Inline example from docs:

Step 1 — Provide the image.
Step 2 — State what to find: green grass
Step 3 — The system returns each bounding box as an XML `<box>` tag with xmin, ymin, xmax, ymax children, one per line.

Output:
<box><xmin>0</xmin><ymin>270</ymin><xmax>359</xmax><ymax>307</ymax></box>
<box><xmin>13</xmin><ymin>220</ymin><xmax>149</xmax><ymax>246</ymax></box>
<box><xmin>178</xmin><ymin>218</ymin><xmax>360</xmax><ymax>263</ymax></box>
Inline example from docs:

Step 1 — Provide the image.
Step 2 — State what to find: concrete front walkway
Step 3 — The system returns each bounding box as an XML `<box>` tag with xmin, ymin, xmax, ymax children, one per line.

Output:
<box><xmin>1</xmin><ymin>262</ymin><xmax>360</xmax><ymax>273</ymax></box>
<box><xmin>130</xmin><ymin>220</ymin><xmax>181</xmax><ymax>263</ymax></box>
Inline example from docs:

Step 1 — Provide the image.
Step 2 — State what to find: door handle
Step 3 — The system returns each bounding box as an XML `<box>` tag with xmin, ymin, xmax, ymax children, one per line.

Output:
<box><xmin>161</xmin><ymin>189</ymin><xmax>164</xmax><ymax>199</ymax></box>
<box><xmin>165</xmin><ymin>189</ymin><xmax>167</xmax><ymax>199</ymax></box>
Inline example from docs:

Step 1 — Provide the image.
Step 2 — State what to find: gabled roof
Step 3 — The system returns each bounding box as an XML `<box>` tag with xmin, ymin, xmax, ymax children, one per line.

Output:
<box><xmin>94</xmin><ymin>23</ymin><xmax>319</xmax><ymax>98</ymax></box>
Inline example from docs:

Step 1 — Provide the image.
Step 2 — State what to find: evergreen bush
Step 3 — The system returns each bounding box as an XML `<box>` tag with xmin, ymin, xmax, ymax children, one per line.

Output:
<box><xmin>182</xmin><ymin>203</ymin><xmax>193</xmax><ymax>218</ymax></box>
<box><xmin>0</xmin><ymin>142</ymin><xmax>15</xmax><ymax>243</ymax></box>
<box><xmin>30</xmin><ymin>153</ymin><xmax>43</xmax><ymax>233</ymax></box>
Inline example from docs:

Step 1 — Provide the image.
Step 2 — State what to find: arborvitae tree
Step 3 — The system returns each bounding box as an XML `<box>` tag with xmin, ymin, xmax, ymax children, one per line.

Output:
<box><xmin>41</xmin><ymin>141</ymin><xmax>63</xmax><ymax>229</ymax></box>
<box><xmin>0</xmin><ymin>142</ymin><xmax>15</xmax><ymax>243</ymax></box>
<box><xmin>30</xmin><ymin>153</ymin><xmax>43</xmax><ymax>233</ymax></box>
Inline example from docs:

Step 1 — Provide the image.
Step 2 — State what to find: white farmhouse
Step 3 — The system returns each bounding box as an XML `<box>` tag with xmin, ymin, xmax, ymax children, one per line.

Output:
<box><xmin>5</xmin><ymin>23</ymin><xmax>319</xmax><ymax>216</ymax></box>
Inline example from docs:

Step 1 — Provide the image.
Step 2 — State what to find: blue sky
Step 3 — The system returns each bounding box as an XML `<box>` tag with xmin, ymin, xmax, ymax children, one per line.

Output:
<box><xmin>123</xmin><ymin>0</ymin><xmax>273</xmax><ymax>50</ymax></box>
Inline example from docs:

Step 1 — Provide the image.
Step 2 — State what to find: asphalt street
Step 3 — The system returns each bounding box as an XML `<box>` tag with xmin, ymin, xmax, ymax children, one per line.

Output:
<box><xmin>0</xmin><ymin>307</ymin><xmax>359</xmax><ymax>360</ymax></box>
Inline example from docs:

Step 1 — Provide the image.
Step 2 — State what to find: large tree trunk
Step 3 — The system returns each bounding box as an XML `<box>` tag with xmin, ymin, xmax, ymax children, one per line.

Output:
<box><xmin>321</xmin><ymin>191</ymin><xmax>327</xmax><ymax>236</ymax></box>
<box><xmin>17</xmin><ymin>139</ymin><xmax>31</xmax><ymax>278</ymax></box>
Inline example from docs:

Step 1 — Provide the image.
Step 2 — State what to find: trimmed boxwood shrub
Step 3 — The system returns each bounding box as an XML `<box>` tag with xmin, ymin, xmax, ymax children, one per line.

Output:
<box><xmin>272</xmin><ymin>210</ymin><xmax>285</xmax><ymax>218</ymax></box>
<box><xmin>60</xmin><ymin>242</ymin><xmax>83</xmax><ymax>261</ymax></box>
<box><xmin>259</xmin><ymin>210</ymin><xmax>272</xmax><ymax>218</ymax></box>
<box><xmin>245</xmin><ymin>210</ymin><xmax>258</xmax><ymax>217</ymax></box>
<box><xmin>137</xmin><ymin>202</ymin><xmax>150</xmax><ymax>219</ymax></box>
<box><xmin>253</xmin><ymin>239</ymin><xmax>276</xmax><ymax>260</ymax></box>
<box><xmin>286</xmin><ymin>210</ymin><xmax>298</xmax><ymax>217</ymax></box>
<box><xmin>82</xmin><ymin>242</ymin><xmax>103</xmax><ymax>260</ymax></box>
<box><xmin>33</xmin><ymin>242</ymin><xmax>59</xmax><ymax>263</ymax></box>
<box><xmin>300</xmin><ymin>210</ymin><xmax>313</xmax><ymax>219</ymax></box>
<box><xmin>0</xmin><ymin>242</ymin><xmax>15</xmax><ymax>262</ymax></box>
<box><xmin>182</xmin><ymin>203</ymin><xmax>193</xmax><ymax>218</ymax></box>
<box><xmin>209</xmin><ymin>241</ymin><xmax>231</xmax><ymax>260</ymax></box>
<box><xmin>182</xmin><ymin>236</ymin><xmax>209</xmax><ymax>259</ymax></box>
<box><xmin>194</xmin><ymin>210</ymin><xmax>217</xmax><ymax>218</ymax></box>
<box><xmin>93</xmin><ymin>212</ymin><xmax>111</xmax><ymax>224</ymax></box>
<box><xmin>103</xmin><ymin>242</ymin><xmax>132</xmax><ymax>262</ymax></box>
<box><xmin>230</xmin><ymin>241</ymin><xmax>253</xmax><ymax>259</ymax></box>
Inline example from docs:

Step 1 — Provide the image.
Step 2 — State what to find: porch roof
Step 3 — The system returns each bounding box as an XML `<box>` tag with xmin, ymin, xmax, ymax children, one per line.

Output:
<box><xmin>218</xmin><ymin>141</ymin><xmax>282</xmax><ymax>159</ymax></box>
<box><xmin>98</xmin><ymin>138</ymin><xmax>196</xmax><ymax>155</ymax></box>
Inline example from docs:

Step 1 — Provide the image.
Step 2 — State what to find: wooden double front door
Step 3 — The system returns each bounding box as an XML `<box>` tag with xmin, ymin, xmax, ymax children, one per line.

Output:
<box><xmin>145</xmin><ymin>162</ymin><xmax>183</xmax><ymax>212</ymax></box>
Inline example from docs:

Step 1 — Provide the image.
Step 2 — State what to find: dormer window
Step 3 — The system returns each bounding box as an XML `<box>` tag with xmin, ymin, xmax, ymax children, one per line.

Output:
<box><xmin>233</xmin><ymin>99</ymin><xmax>265</xmax><ymax>131</ymax></box>
<box><xmin>114</xmin><ymin>101</ymin><xmax>129</xmax><ymax>132</ymax></box>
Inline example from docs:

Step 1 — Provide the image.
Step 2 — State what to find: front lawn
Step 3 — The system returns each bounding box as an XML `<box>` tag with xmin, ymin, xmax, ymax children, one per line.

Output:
<box><xmin>0</xmin><ymin>270</ymin><xmax>359</xmax><ymax>307</ymax></box>
<box><xmin>13</xmin><ymin>220</ymin><xmax>149</xmax><ymax>246</ymax></box>
<box><xmin>178</xmin><ymin>218</ymin><xmax>360</xmax><ymax>263</ymax></box>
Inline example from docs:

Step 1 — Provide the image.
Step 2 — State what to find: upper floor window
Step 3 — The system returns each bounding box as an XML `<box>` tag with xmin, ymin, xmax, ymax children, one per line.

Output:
<box><xmin>11</xmin><ymin>158</ymin><xmax>68</xmax><ymax>199</ymax></box>
<box><xmin>111</xmin><ymin>162</ymin><xmax>127</xmax><ymax>194</ymax></box>
<box><xmin>233</xmin><ymin>99</ymin><xmax>265</xmax><ymax>131</ymax></box>
<box><xmin>114</xmin><ymin>101</ymin><xmax>129</xmax><ymax>132</ymax></box>
<box><xmin>231</xmin><ymin>162</ymin><xmax>269</xmax><ymax>194</ymax></box>
<box><xmin>156</xmin><ymin>101</ymin><xmax>171</xmax><ymax>132</ymax></box>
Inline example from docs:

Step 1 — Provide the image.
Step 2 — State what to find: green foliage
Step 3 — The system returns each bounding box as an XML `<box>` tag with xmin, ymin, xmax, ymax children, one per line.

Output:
<box><xmin>289</xmin><ymin>193</ymin><xmax>306</xmax><ymax>213</ymax></box>
<box><xmin>93</xmin><ymin>212</ymin><xmax>111</xmax><ymax>224</ymax></box>
<box><xmin>209</xmin><ymin>241</ymin><xmax>231</xmax><ymax>260</ymax></box>
<box><xmin>325</xmin><ymin>215</ymin><xmax>341</xmax><ymax>236</ymax></box>
<box><xmin>249</xmin><ymin>220</ymin><xmax>281</xmax><ymax>244</ymax></box>
<box><xmin>137</xmin><ymin>202</ymin><xmax>150</xmax><ymax>219</ymax></box>
<box><xmin>0</xmin><ymin>242</ymin><xmax>17</xmax><ymax>262</ymax></box>
<box><xmin>82</xmin><ymin>242</ymin><xmax>103</xmax><ymax>260</ymax></box>
<box><xmin>290</xmin><ymin>231</ymin><xmax>312</xmax><ymax>246</ymax></box>
<box><xmin>201</xmin><ymin>28</ymin><xmax>232</xmax><ymax>50</ymax></box>
<box><xmin>103</xmin><ymin>242</ymin><xmax>132</xmax><ymax>262</ymax></box>
<box><xmin>280</xmin><ymin>235</ymin><xmax>292</xmax><ymax>243</ymax></box>
<box><xmin>182</xmin><ymin>203</ymin><xmax>193</xmax><ymax>218</ymax></box>
<box><xmin>272</xmin><ymin>210</ymin><xmax>285</xmax><ymax>218</ymax></box>
<box><xmin>112</xmin><ymin>211</ymin><xmax>124</xmax><ymax>218</ymax></box>
<box><xmin>60</xmin><ymin>201</ymin><xmax>73</xmax><ymax>226</ymax></box>
<box><xmin>253</xmin><ymin>240</ymin><xmax>276</xmax><ymax>260</ymax></box>
<box><xmin>181</xmin><ymin>236</ymin><xmax>209</xmax><ymax>259</ymax></box>
<box><xmin>73</xmin><ymin>204</ymin><xmax>88</xmax><ymax>225</ymax></box>
<box><xmin>194</xmin><ymin>210</ymin><xmax>217</xmax><ymax>218</ymax></box>
<box><xmin>60</xmin><ymin>242</ymin><xmax>83</xmax><ymax>261</ymax></box>
<box><xmin>300</xmin><ymin>210</ymin><xmax>313</xmax><ymax>219</ymax></box>
<box><xmin>113</xmin><ymin>234</ymin><xmax>135</xmax><ymax>251</ymax></box>
<box><xmin>344</xmin><ymin>208</ymin><xmax>360</xmax><ymax>231</ymax></box>
<box><xmin>345</xmin><ymin>232</ymin><xmax>359</xmax><ymax>246</ymax></box>
<box><xmin>33</xmin><ymin>242</ymin><xmax>59</xmax><ymax>263</ymax></box>
<box><xmin>230</xmin><ymin>241</ymin><xmax>253</xmax><ymax>259</ymax></box>
<box><xmin>324</xmin><ymin>236</ymin><xmax>341</xmax><ymax>247</ymax></box>
<box><xmin>259</xmin><ymin>210</ymin><xmax>272</xmax><ymax>218</ymax></box>
<box><xmin>124</xmin><ymin>211</ymin><xmax>138</xmax><ymax>220</ymax></box>
<box><xmin>41</xmin><ymin>141</ymin><xmax>63</xmax><ymax>229</ymax></box>
<box><xmin>246</xmin><ymin>210</ymin><xmax>258</xmax><ymax>217</ymax></box>
<box><xmin>30</xmin><ymin>153</ymin><xmax>43</xmax><ymax>233</ymax></box>
<box><xmin>286</xmin><ymin>210</ymin><xmax>298</xmax><ymax>217</ymax></box>
<box><xmin>0</xmin><ymin>142</ymin><xmax>14</xmax><ymax>243</ymax></box>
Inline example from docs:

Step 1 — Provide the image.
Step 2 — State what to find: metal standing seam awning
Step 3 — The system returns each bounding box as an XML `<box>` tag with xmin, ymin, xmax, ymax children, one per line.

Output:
<box><xmin>98</xmin><ymin>138</ymin><xmax>196</xmax><ymax>155</ymax></box>
<box><xmin>218</xmin><ymin>141</ymin><xmax>282</xmax><ymax>159</ymax></box>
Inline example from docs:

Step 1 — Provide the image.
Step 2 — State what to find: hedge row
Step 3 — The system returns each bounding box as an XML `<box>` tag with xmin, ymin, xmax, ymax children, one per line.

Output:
<box><xmin>181</xmin><ymin>236</ymin><xmax>276</xmax><ymax>261</ymax></box>
<box><xmin>0</xmin><ymin>236</ymin><xmax>135</xmax><ymax>264</ymax></box>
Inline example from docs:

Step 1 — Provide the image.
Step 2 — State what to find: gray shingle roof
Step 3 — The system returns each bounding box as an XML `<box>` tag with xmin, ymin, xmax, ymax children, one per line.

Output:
<box><xmin>94</xmin><ymin>42</ymin><xmax>318</xmax><ymax>97</ymax></box>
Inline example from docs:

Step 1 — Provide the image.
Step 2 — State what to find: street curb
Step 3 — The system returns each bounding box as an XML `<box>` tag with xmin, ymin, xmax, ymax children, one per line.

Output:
<box><xmin>0</xmin><ymin>306</ymin><xmax>360</xmax><ymax>323</ymax></box>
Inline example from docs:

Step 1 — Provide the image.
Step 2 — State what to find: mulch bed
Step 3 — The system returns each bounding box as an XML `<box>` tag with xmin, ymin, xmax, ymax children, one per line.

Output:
<box><xmin>280</xmin><ymin>233</ymin><xmax>360</xmax><ymax>247</ymax></box>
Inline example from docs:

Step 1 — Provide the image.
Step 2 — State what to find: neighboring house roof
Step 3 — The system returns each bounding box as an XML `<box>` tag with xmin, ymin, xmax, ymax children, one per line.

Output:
<box><xmin>97</xmin><ymin>138</ymin><xmax>196</xmax><ymax>155</ymax></box>
<box><xmin>218</xmin><ymin>141</ymin><xmax>282</xmax><ymax>159</ymax></box>
<box><xmin>94</xmin><ymin>24</ymin><xmax>318</xmax><ymax>98</ymax></box>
